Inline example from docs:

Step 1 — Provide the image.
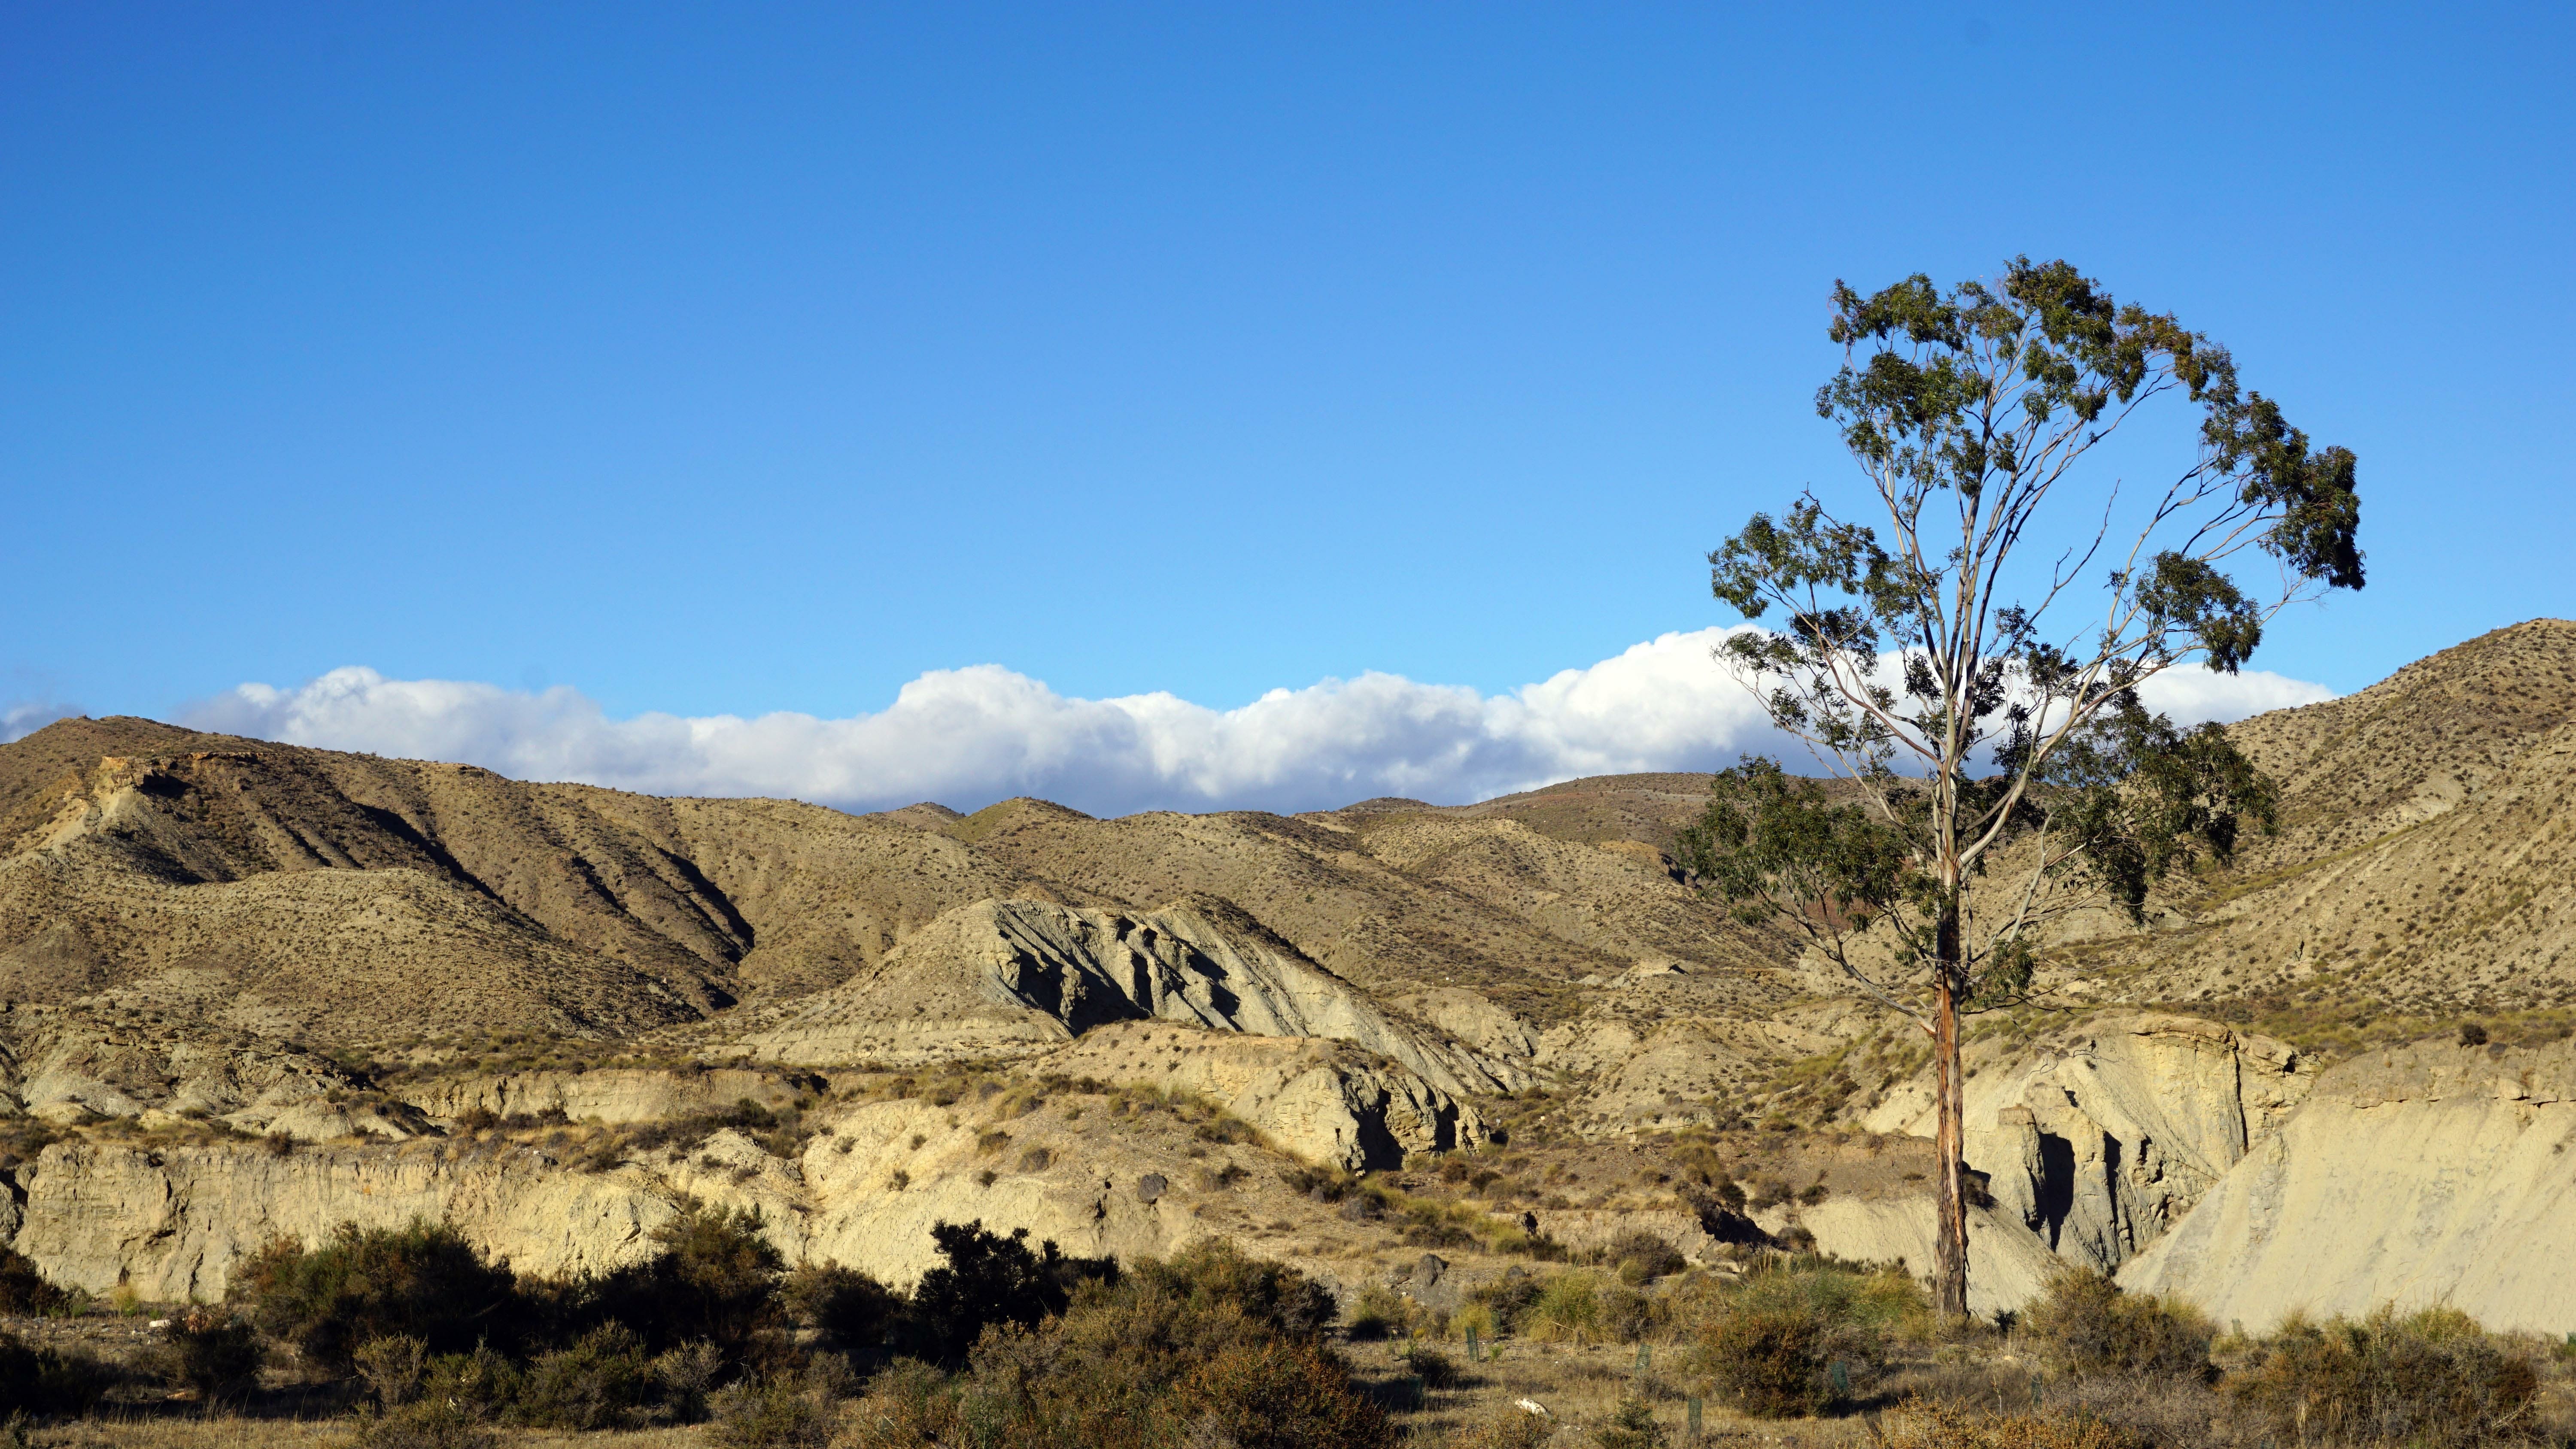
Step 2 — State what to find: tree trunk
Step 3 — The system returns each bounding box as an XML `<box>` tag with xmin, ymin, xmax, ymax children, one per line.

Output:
<box><xmin>1932</xmin><ymin>902</ymin><xmax>1970</xmax><ymax>1320</ymax></box>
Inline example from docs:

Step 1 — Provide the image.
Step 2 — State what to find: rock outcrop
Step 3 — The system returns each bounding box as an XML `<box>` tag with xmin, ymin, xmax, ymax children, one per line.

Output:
<box><xmin>1865</xmin><ymin>1013</ymin><xmax>2312</xmax><ymax>1270</ymax></box>
<box><xmin>750</xmin><ymin>896</ymin><xmax>1522</xmax><ymax>1095</ymax></box>
<box><xmin>1039</xmin><ymin>1021</ymin><xmax>1484</xmax><ymax>1169</ymax></box>
<box><xmin>2118</xmin><ymin>1035</ymin><xmax>2576</xmax><ymax>1335</ymax></box>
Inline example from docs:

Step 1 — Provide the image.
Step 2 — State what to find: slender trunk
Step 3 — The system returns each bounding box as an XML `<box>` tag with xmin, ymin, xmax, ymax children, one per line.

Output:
<box><xmin>1932</xmin><ymin>899</ymin><xmax>1970</xmax><ymax>1320</ymax></box>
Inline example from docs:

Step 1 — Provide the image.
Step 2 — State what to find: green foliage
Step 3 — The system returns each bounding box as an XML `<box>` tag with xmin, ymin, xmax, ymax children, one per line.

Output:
<box><xmin>1594</xmin><ymin>1395</ymin><xmax>1668</xmax><ymax>1449</ymax></box>
<box><xmin>1510</xmin><ymin>1270</ymin><xmax>1649</xmax><ymax>1344</ymax></box>
<box><xmin>0</xmin><ymin>1328</ymin><xmax>114</xmax><ymax>1418</ymax></box>
<box><xmin>510</xmin><ymin>1324</ymin><xmax>660</xmax><ymax>1430</ymax></box>
<box><xmin>841</xmin><ymin>1240</ymin><xmax>1391</xmax><ymax>1449</ymax></box>
<box><xmin>2021</xmin><ymin>1268</ymin><xmax>2212</xmax><ymax>1381</ymax></box>
<box><xmin>352</xmin><ymin>1334</ymin><xmax>428</xmax><ymax>1407</ymax></box>
<box><xmin>1695</xmin><ymin>260</ymin><xmax>2359</xmax><ymax>1315</ymax></box>
<box><xmin>1685</xmin><ymin>1258</ymin><xmax>1926</xmax><ymax>1418</ymax></box>
<box><xmin>1607</xmin><ymin>1231</ymin><xmax>1687</xmax><ymax>1287</ymax></box>
<box><xmin>1127</xmin><ymin>1238</ymin><xmax>1336</xmax><ymax>1339</ymax></box>
<box><xmin>1344</xmin><ymin>1282</ymin><xmax>1417</xmax><ymax>1341</ymax></box>
<box><xmin>707</xmin><ymin>1358</ymin><xmax>851</xmax><ymax>1448</ymax></box>
<box><xmin>779</xmin><ymin>1260</ymin><xmax>903</xmax><ymax>1353</ymax></box>
<box><xmin>237</xmin><ymin>1218</ymin><xmax>522</xmax><ymax>1373</ymax></box>
<box><xmin>582</xmin><ymin>1200</ymin><xmax>786</xmax><ymax>1364</ymax></box>
<box><xmin>157</xmin><ymin>1307</ymin><xmax>265</xmax><ymax>1403</ymax></box>
<box><xmin>2230</xmin><ymin>1306</ymin><xmax>2543</xmax><ymax>1446</ymax></box>
<box><xmin>905</xmin><ymin>1219</ymin><xmax>1117</xmax><ymax>1367</ymax></box>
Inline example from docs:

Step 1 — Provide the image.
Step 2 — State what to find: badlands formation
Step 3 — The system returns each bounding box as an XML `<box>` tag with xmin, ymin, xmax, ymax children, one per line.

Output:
<box><xmin>0</xmin><ymin>622</ymin><xmax>2573</xmax><ymax>1331</ymax></box>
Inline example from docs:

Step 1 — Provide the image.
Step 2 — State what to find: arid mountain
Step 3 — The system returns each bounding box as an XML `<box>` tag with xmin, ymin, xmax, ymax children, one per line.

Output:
<box><xmin>1</xmin><ymin>624</ymin><xmax>2572</xmax><ymax>1337</ymax></box>
<box><xmin>2094</xmin><ymin>619</ymin><xmax>2576</xmax><ymax>1016</ymax></box>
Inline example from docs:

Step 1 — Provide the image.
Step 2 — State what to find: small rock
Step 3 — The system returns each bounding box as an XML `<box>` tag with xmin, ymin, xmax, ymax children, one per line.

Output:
<box><xmin>1415</xmin><ymin>1253</ymin><xmax>1446</xmax><ymax>1288</ymax></box>
<box><xmin>1136</xmin><ymin>1173</ymin><xmax>1167</xmax><ymax>1203</ymax></box>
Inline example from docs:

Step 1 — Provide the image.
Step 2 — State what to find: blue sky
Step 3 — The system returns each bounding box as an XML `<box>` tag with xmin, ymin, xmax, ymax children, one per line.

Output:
<box><xmin>4</xmin><ymin>4</ymin><xmax>2570</xmax><ymax>807</ymax></box>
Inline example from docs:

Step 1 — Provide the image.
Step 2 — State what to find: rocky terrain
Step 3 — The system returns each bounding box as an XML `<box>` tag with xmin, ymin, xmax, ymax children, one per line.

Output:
<box><xmin>0</xmin><ymin>622</ymin><xmax>2573</xmax><ymax>1345</ymax></box>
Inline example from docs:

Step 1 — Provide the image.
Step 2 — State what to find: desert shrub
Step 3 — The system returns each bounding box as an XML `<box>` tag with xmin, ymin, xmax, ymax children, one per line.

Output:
<box><xmin>1344</xmin><ymin>1282</ymin><xmax>1416</xmax><ymax>1340</ymax></box>
<box><xmin>2022</xmin><ymin>1268</ymin><xmax>2212</xmax><ymax>1381</ymax></box>
<box><xmin>1130</xmin><ymin>1239</ymin><xmax>1335</xmax><ymax>1338</ymax></box>
<box><xmin>1696</xmin><ymin>1305</ymin><xmax>1857</xmax><ymax>1417</ymax></box>
<box><xmin>1881</xmin><ymin>1399</ymin><xmax>2131</xmax><ymax>1449</ymax></box>
<box><xmin>0</xmin><ymin>1328</ymin><xmax>114</xmax><ymax>1417</ymax></box>
<box><xmin>158</xmin><ymin>1307</ymin><xmax>266</xmax><ymax>1403</ymax></box>
<box><xmin>2230</xmin><ymin>1306</ymin><xmax>2543</xmax><ymax>1446</ymax></box>
<box><xmin>1608</xmin><ymin>1231</ymin><xmax>1686</xmax><ymax>1287</ymax></box>
<box><xmin>905</xmin><ymin>1219</ymin><xmax>1116</xmax><ymax>1366</ymax></box>
<box><xmin>779</xmin><ymin>1260</ymin><xmax>904</xmax><ymax>1353</ymax></box>
<box><xmin>417</xmin><ymin>1343</ymin><xmax>523</xmax><ymax>1418</ymax></box>
<box><xmin>353</xmin><ymin>1334</ymin><xmax>428</xmax><ymax>1407</ymax></box>
<box><xmin>1594</xmin><ymin>1395</ymin><xmax>1668</xmax><ymax>1449</ymax></box>
<box><xmin>0</xmin><ymin>1246</ymin><xmax>70</xmax><ymax>1316</ymax></box>
<box><xmin>707</xmin><ymin>1358</ymin><xmax>852</xmax><ymax>1448</ymax></box>
<box><xmin>582</xmin><ymin>1200</ymin><xmax>785</xmax><ymax>1364</ymax></box>
<box><xmin>653</xmin><ymin>1340</ymin><xmax>726</xmax><ymax>1423</ymax></box>
<box><xmin>896</xmin><ymin>1245</ymin><xmax>1390</xmax><ymax>1449</ymax></box>
<box><xmin>237</xmin><ymin>1219</ymin><xmax>523</xmax><ymax>1372</ymax></box>
<box><xmin>1402</xmin><ymin>1343</ymin><xmax>1462</xmax><ymax>1389</ymax></box>
<box><xmin>1169</xmin><ymin>1336</ymin><xmax>1394</xmax><ymax>1449</ymax></box>
<box><xmin>1519</xmin><ymin>1271</ymin><xmax>1645</xmax><ymax>1343</ymax></box>
<box><xmin>839</xmin><ymin>1359</ymin><xmax>967</xmax><ymax>1448</ymax></box>
<box><xmin>1686</xmin><ymin>1258</ymin><xmax>1922</xmax><ymax>1417</ymax></box>
<box><xmin>511</xmin><ymin>1323</ymin><xmax>659</xmax><ymax>1430</ymax></box>
<box><xmin>1468</xmin><ymin>1273</ymin><xmax>1545</xmax><ymax>1335</ymax></box>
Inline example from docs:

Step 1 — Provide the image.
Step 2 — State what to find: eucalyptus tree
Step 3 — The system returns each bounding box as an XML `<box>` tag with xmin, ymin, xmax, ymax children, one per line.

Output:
<box><xmin>1678</xmin><ymin>258</ymin><xmax>2362</xmax><ymax>1317</ymax></box>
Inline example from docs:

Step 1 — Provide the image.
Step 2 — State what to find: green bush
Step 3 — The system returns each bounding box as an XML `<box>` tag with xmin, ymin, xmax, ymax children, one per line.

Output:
<box><xmin>779</xmin><ymin>1260</ymin><xmax>904</xmax><ymax>1353</ymax></box>
<box><xmin>1685</xmin><ymin>1258</ymin><xmax>1920</xmax><ymax>1418</ymax></box>
<box><xmin>158</xmin><ymin>1307</ymin><xmax>266</xmax><ymax>1403</ymax></box>
<box><xmin>2231</xmin><ymin>1306</ymin><xmax>2543</xmax><ymax>1446</ymax></box>
<box><xmin>2021</xmin><ymin>1268</ymin><xmax>2212</xmax><ymax>1381</ymax></box>
<box><xmin>353</xmin><ymin>1334</ymin><xmax>428</xmax><ymax>1407</ymax></box>
<box><xmin>1170</xmin><ymin>1336</ymin><xmax>1393</xmax><ymax>1449</ymax></box>
<box><xmin>904</xmin><ymin>1219</ymin><xmax>1116</xmax><ymax>1366</ymax></box>
<box><xmin>1343</xmin><ymin>1282</ymin><xmax>1415</xmax><ymax>1340</ymax></box>
<box><xmin>1594</xmin><ymin>1395</ymin><xmax>1668</xmax><ymax>1449</ymax></box>
<box><xmin>418</xmin><ymin>1344</ymin><xmax>524</xmax><ymax>1421</ymax></box>
<box><xmin>511</xmin><ymin>1324</ymin><xmax>660</xmax><ymax>1430</ymax></box>
<box><xmin>1518</xmin><ymin>1270</ymin><xmax>1647</xmax><ymax>1343</ymax></box>
<box><xmin>1130</xmin><ymin>1239</ymin><xmax>1336</xmax><ymax>1338</ymax></box>
<box><xmin>1607</xmin><ymin>1231</ymin><xmax>1686</xmax><ymax>1287</ymax></box>
<box><xmin>1695</xmin><ymin>1305</ymin><xmax>1862</xmax><ymax>1418</ymax></box>
<box><xmin>708</xmin><ymin>1358</ymin><xmax>854</xmax><ymax>1448</ymax></box>
<box><xmin>584</xmin><ymin>1201</ymin><xmax>786</xmax><ymax>1365</ymax></box>
<box><xmin>237</xmin><ymin>1219</ymin><xmax>522</xmax><ymax>1372</ymax></box>
<box><xmin>844</xmin><ymin>1242</ymin><xmax>1391</xmax><ymax>1449</ymax></box>
<box><xmin>0</xmin><ymin>1328</ymin><xmax>114</xmax><ymax>1417</ymax></box>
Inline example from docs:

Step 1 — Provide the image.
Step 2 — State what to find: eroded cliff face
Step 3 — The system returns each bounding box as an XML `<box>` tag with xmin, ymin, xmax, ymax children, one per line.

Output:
<box><xmin>0</xmin><ymin>1026</ymin><xmax>1483</xmax><ymax>1298</ymax></box>
<box><xmin>2117</xmin><ymin>1036</ymin><xmax>2576</xmax><ymax>1335</ymax></box>
<box><xmin>1865</xmin><ymin>1013</ymin><xmax>2314</xmax><ymax>1272</ymax></box>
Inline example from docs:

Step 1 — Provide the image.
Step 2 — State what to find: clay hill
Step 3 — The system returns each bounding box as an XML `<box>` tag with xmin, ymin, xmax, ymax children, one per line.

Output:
<box><xmin>0</xmin><ymin>622</ymin><xmax>2570</xmax><ymax>1337</ymax></box>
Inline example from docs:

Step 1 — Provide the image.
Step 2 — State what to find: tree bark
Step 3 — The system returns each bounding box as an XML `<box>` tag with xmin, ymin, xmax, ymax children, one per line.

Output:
<box><xmin>1932</xmin><ymin>901</ymin><xmax>1970</xmax><ymax>1320</ymax></box>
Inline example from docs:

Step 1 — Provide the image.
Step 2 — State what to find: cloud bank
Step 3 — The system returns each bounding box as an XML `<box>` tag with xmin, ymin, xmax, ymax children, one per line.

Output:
<box><xmin>182</xmin><ymin>628</ymin><xmax>2335</xmax><ymax>818</ymax></box>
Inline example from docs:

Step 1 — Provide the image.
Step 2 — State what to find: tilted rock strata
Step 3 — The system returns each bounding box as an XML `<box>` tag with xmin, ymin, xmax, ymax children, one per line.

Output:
<box><xmin>750</xmin><ymin>896</ymin><xmax>1522</xmax><ymax>1096</ymax></box>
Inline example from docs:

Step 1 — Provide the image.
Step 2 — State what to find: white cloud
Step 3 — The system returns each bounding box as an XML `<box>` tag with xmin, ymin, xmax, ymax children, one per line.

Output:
<box><xmin>2</xmin><ymin>701</ymin><xmax>80</xmax><ymax>745</ymax></box>
<box><xmin>182</xmin><ymin>630</ymin><xmax>2334</xmax><ymax>817</ymax></box>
